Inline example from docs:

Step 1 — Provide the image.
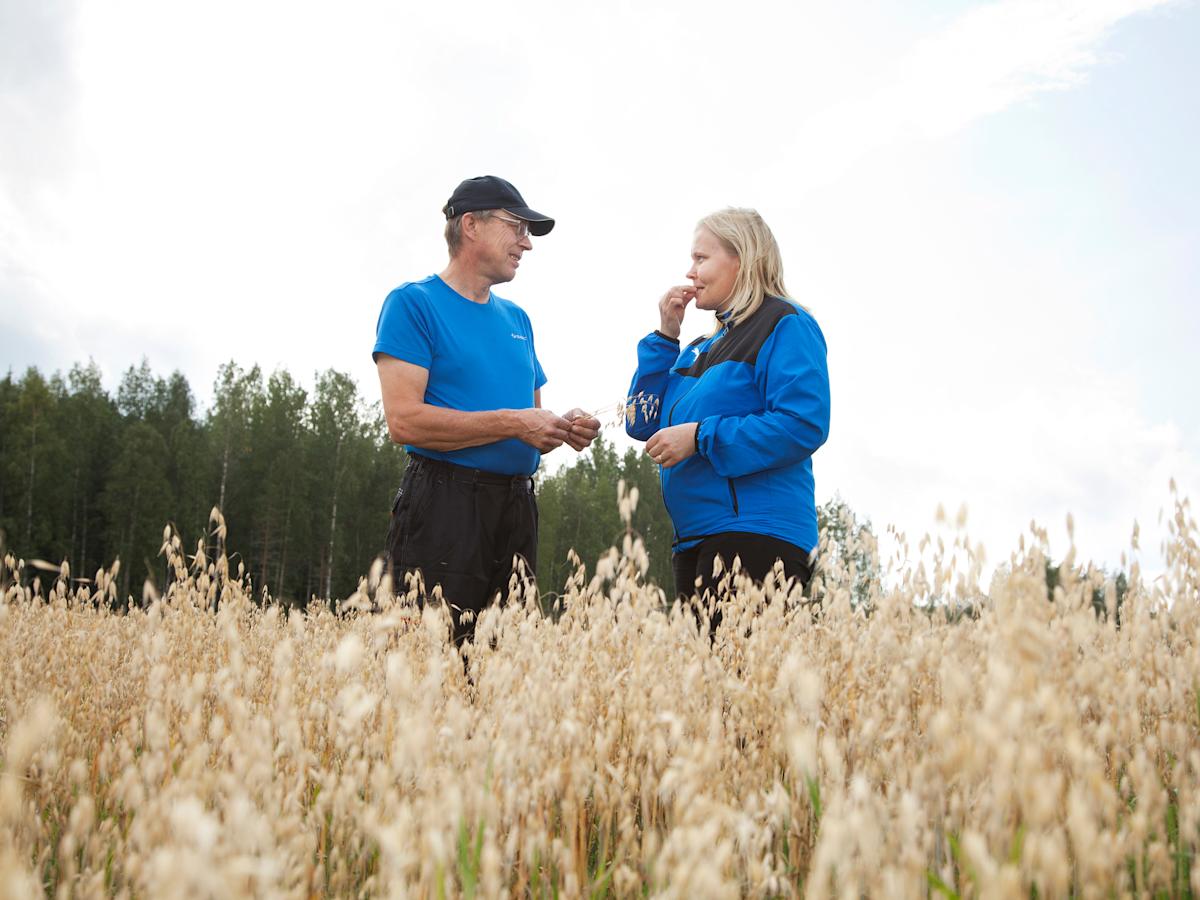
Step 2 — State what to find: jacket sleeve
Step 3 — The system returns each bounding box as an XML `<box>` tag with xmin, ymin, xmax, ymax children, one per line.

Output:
<box><xmin>696</xmin><ymin>313</ymin><xmax>830</xmax><ymax>478</ymax></box>
<box><xmin>625</xmin><ymin>331</ymin><xmax>680</xmax><ymax>441</ymax></box>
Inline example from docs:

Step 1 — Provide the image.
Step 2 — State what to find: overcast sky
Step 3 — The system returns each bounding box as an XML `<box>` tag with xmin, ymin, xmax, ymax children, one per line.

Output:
<box><xmin>2</xmin><ymin>0</ymin><xmax>1197</xmax><ymax>579</ymax></box>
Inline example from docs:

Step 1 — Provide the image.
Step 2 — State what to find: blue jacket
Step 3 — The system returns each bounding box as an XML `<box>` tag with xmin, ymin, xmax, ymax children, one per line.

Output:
<box><xmin>626</xmin><ymin>296</ymin><xmax>830</xmax><ymax>553</ymax></box>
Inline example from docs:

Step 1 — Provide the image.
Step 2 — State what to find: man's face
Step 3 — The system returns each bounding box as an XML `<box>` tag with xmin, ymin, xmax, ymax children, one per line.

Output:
<box><xmin>687</xmin><ymin>227</ymin><xmax>740</xmax><ymax>312</ymax></box>
<box><xmin>475</xmin><ymin>211</ymin><xmax>534</xmax><ymax>284</ymax></box>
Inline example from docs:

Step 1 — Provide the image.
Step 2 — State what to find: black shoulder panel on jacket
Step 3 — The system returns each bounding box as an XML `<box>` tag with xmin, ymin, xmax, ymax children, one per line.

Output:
<box><xmin>673</xmin><ymin>296</ymin><xmax>797</xmax><ymax>378</ymax></box>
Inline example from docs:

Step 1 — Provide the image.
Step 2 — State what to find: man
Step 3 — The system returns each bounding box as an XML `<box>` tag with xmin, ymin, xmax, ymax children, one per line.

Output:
<box><xmin>374</xmin><ymin>175</ymin><xmax>600</xmax><ymax>645</ymax></box>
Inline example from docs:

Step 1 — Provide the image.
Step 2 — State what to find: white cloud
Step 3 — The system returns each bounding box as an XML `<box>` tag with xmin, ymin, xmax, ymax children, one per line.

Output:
<box><xmin>894</xmin><ymin>0</ymin><xmax>1173</xmax><ymax>134</ymax></box>
<box><xmin>755</xmin><ymin>0</ymin><xmax>1181</xmax><ymax>198</ymax></box>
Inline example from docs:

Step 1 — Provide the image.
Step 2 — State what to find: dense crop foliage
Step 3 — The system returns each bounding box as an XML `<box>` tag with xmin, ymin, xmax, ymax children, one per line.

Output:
<box><xmin>1</xmin><ymin>492</ymin><xmax>1198</xmax><ymax>897</ymax></box>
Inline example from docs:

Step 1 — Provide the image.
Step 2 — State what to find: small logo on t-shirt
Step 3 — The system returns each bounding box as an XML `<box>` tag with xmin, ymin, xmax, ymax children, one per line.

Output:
<box><xmin>511</xmin><ymin>333</ymin><xmax>528</xmax><ymax>341</ymax></box>
<box><xmin>692</xmin><ymin>347</ymin><xmax>701</xmax><ymax>360</ymax></box>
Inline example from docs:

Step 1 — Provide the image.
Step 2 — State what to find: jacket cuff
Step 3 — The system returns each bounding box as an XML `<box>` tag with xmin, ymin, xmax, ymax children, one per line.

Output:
<box><xmin>653</xmin><ymin>330</ymin><xmax>680</xmax><ymax>345</ymax></box>
<box><xmin>695</xmin><ymin>417</ymin><xmax>713</xmax><ymax>458</ymax></box>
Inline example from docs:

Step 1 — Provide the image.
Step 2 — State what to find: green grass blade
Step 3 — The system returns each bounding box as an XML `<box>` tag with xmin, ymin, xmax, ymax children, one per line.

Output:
<box><xmin>926</xmin><ymin>869</ymin><xmax>961</xmax><ymax>900</ymax></box>
<box><xmin>806</xmin><ymin>775</ymin><xmax>822</xmax><ymax>824</ymax></box>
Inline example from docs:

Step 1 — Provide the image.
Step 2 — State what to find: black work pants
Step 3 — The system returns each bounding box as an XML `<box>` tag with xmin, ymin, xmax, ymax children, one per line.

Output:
<box><xmin>384</xmin><ymin>454</ymin><xmax>538</xmax><ymax>646</ymax></box>
<box><xmin>672</xmin><ymin>531</ymin><xmax>812</xmax><ymax>629</ymax></box>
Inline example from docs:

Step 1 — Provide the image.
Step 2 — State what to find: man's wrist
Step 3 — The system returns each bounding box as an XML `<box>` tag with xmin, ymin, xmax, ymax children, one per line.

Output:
<box><xmin>498</xmin><ymin>408</ymin><xmax>521</xmax><ymax>440</ymax></box>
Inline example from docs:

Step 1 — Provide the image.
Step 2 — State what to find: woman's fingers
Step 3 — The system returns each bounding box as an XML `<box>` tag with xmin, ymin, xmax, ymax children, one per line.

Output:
<box><xmin>646</xmin><ymin>424</ymin><xmax>698</xmax><ymax>468</ymax></box>
<box><xmin>667</xmin><ymin>286</ymin><xmax>694</xmax><ymax>305</ymax></box>
<box><xmin>646</xmin><ymin>433</ymin><xmax>671</xmax><ymax>466</ymax></box>
<box><xmin>659</xmin><ymin>285</ymin><xmax>695</xmax><ymax>338</ymax></box>
<box><xmin>659</xmin><ymin>285</ymin><xmax>695</xmax><ymax>309</ymax></box>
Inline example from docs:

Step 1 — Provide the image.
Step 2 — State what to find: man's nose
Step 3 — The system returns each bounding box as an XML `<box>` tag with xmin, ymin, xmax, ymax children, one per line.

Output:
<box><xmin>520</xmin><ymin>235</ymin><xmax>533</xmax><ymax>251</ymax></box>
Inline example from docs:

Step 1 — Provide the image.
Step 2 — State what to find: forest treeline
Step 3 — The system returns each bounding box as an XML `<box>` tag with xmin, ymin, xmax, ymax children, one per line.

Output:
<box><xmin>0</xmin><ymin>360</ymin><xmax>876</xmax><ymax>605</ymax></box>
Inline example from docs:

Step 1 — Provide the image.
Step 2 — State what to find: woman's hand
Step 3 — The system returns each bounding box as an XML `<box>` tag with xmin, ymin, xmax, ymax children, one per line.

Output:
<box><xmin>646</xmin><ymin>422</ymin><xmax>698</xmax><ymax>468</ymax></box>
<box><xmin>658</xmin><ymin>285</ymin><xmax>695</xmax><ymax>340</ymax></box>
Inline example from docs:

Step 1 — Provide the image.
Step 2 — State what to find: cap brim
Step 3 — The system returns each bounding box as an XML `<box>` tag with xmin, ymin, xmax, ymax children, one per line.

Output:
<box><xmin>505</xmin><ymin>207</ymin><xmax>555</xmax><ymax>236</ymax></box>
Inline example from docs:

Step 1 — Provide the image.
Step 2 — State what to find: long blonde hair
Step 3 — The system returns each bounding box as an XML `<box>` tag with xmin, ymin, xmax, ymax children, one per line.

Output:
<box><xmin>697</xmin><ymin>207</ymin><xmax>798</xmax><ymax>330</ymax></box>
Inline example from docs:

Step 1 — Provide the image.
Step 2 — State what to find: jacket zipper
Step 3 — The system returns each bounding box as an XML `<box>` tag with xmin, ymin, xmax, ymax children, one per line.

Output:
<box><xmin>667</xmin><ymin>339</ymin><xmax>715</xmax><ymax>425</ymax></box>
<box><xmin>663</xmin><ymin>339</ymin><xmax>720</xmax><ymax>540</ymax></box>
<box><xmin>667</xmin><ymin>385</ymin><xmax>696</xmax><ymax>427</ymax></box>
<box><xmin>659</xmin><ymin>477</ymin><xmax>678</xmax><ymax>542</ymax></box>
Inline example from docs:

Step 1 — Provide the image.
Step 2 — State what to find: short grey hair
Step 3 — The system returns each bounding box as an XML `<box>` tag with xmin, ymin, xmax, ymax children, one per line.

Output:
<box><xmin>444</xmin><ymin>209</ymin><xmax>496</xmax><ymax>256</ymax></box>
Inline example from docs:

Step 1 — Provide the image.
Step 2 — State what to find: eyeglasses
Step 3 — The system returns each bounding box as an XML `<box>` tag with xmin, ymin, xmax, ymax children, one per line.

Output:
<box><xmin>491</xmin><ymin>213</ymin><xmax>532</xmax><ymax>239</ymax></box>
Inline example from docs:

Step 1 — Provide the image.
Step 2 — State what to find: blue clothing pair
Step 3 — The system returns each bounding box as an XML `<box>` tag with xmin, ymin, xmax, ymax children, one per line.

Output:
<box><xmin>373</xmin><ymin>275</ymin><xmax>547</xmax><ymax>477</ymax></box>
<box><xmin>626</xmin><ymin>297</ymin><xmax>831</xmax><ymax>555</ymax></box>
<box><xmin>374</xmin><ymin>277</ymin><xmax>831</xmax><ymax>560</ymax></box>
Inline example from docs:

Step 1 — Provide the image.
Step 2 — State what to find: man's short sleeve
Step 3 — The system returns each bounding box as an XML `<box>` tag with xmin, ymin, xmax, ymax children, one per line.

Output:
<box><xmin>531</xmin><ymin>331</ymin><xmax>548</xmax><ymax>391</ymax></box>
<box><xmin>372</xmin><ymin>286</ymin><xmax>433</xmax><ymax>368</ymax></box>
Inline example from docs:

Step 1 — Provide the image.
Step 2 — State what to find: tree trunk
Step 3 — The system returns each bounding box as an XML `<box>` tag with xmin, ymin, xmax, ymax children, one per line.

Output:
<box><xmin>214</xmin><ymin>436</ymin><xmax>230</xmax><ymax>578</ymax></box>
<box><xmin>25</xmin><ymin>414</ymin><xmax>37</xmax><ymax>546</ymax></box>
<box><xmin>81</xmin><ymin>495</ymin><xmax>89</xmax><ymax>581</ymax></box>
<box><xmin>70</xmin><ymin>464</ymin><xmax>80</xmax><ymax>574</ymax></box>
<box><xmin>218</xmin><ymin>436</ymin><xmax>230</xmax><ymax>512</ymax></box>
<box><xmin>324</xmin><ymin>489</ymin><xmax>338</xmax><ymax>600</ymax></box>
<box><xmin>258</xmin><ymin>510</ymin><xmax>272</xmax><ymax>598</ymax></box>
<box><xmin>123</xmin><ymin>483</ymin><xmax>139</xmax><ymax>604</ymax></box>
<box><xmin>323</xmin><ymin>437</ymin><xmax>343</xmax><ymax>601</ymax></box>
<box><xmin>276</xmin><ymin>498</ymin><xmax>292</xmax><ymax>605</ymax></box>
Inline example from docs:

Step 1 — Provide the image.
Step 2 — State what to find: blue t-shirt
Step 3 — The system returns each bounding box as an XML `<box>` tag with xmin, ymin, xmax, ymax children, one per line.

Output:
<box><xmin>373</xmin><ymin>275</ymin><xmax>548</xmax><ymax>476</ymax></box>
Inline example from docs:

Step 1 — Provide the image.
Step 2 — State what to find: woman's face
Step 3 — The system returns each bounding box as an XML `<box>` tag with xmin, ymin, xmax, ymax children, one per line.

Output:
<box><xmin>687</xmin><ymin>227</ymin><xmax>740</xmax><ymax>312</ymax></box>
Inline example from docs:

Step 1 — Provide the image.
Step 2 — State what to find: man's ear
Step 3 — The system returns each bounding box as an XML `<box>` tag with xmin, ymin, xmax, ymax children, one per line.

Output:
<box><xmin>460</xmin><ymin>212</ymin><xmax>481</xmax><ymax>243</ymax></box>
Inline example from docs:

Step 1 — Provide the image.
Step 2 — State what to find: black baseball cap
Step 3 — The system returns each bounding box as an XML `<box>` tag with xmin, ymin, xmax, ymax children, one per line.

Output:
<box><xmin>442</xmin><ymin>176</ymin><xmax>555</xmax><ymax>236</ymax></box>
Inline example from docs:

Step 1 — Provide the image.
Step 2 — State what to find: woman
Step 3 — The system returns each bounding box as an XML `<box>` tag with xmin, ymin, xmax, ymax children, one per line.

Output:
<box><xmin>626</xmin><ymin>207</ymin><xmax>830</xmax><ymax>604</ymax></box>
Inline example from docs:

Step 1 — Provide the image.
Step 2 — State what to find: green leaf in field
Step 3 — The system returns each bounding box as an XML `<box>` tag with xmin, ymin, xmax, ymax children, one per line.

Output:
<box><xmin>1008</xmin><ymin>825</ymin><xmax>1026</xmax><ymax>865</ymax></box>
<box><xmin>947</xmin><ymin>831</ymin><xmax>962</xmax><ymax>863</ymax></box>
<box><xmin>805</xmin><ymin>775</ymin><xmax>822</xmax><ymax>824</ymax></box>
<box><xmin>590</xmin><ymin>857</ymin><xmax>613</xmax><ymax>899</ymax></box>
<box><xmin>456</xmin><ymin>816</ymin><xmax>485</xmax><ymax>900</ymax></box>
<box><xmin>926</xmin><ymin>869</ymin><xmax>960</xmax><ymax>900</ymax></box>
<box><xmin>473</xmin><ymin>818</ymin><xmax>485</xmax><ymax>883</ymax></box>
<box><xmin>946</xmin><ymin>831</ymin><xmax>979</xmax><ymax>889</ymax></box>
<box><xmin>457</xmin><ymin>818</ymin><xmax>469</xmax><ymax>876</ymax></box>
<box><xmin>1165</xmin><ymin>802</ymin><xmax>1192</xmax><ymax>895</ymax></box>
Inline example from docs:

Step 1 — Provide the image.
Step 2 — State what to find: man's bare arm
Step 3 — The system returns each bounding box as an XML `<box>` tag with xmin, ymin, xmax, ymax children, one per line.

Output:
<box><xmin>377</xmin><ymin>355</ymin><xmax>572</xmax><ymax>453</ymax></box>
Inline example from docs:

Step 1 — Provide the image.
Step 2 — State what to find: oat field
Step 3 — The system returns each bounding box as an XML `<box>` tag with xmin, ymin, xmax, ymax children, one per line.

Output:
<box><xmin>1</xmin><ymin>492</ymin><xmax>1198</xmax><ymax>899</ymax></box>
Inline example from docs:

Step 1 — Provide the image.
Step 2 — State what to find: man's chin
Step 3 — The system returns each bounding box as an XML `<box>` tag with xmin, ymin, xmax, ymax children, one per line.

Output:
<box><xmin>481</xmin><ymin>267</ymin><xmax>515</xmax><ymax>287</ymax></box>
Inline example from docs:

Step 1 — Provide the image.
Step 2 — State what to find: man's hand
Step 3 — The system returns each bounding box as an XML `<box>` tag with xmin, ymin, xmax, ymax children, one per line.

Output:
<box><xmin>563</xmin><ymin>408</ymin><xmax>601</xmax><ymax>452</ymax></box>
<box><xmin>658</xmin><ymin>285</ymin><xmax>695</xmax><ymax>340</ymax></box>
<box><xmin>646</xmin><ymin>422</ymin><xmax>698</xmax><ymax>468</ymax></box>
<box><xmin>513</xmin><ymin>408</ymin><xmax>573</xmax><ymax>452</ymax></box>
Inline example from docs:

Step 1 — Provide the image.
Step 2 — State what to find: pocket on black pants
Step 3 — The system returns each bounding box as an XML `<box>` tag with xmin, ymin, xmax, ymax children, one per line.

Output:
<box><xmin>403</xmin><ymin>478</ymin><xmax>482</xmax><ymax>576</ymax></box>
<box><xmin>384</xmin><ymin>468</ymin><xmax>426</xmax><ymax>563</ymax></box>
